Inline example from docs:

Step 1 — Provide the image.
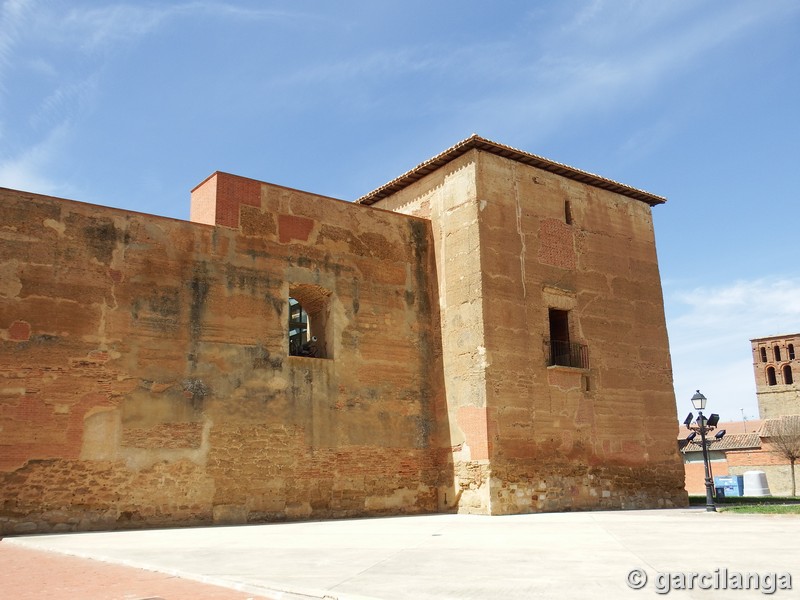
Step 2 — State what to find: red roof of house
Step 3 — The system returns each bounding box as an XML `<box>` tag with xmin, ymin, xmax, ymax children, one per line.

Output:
<box><xmin>676</xmin><ymin>419</ymin><xmax>762</xmax><ymax>439</ymax></box>
<box><xmin>678</xmin><ymin>433</ymin><xmax>761</xmax><ymax>453</ymax></box>
<box><xmin>676</xmin><ymin>419</ymin><xmax>764</xmax><ymax>452</ymax></box>
<box><xmin>759</xmin><ymin>415</ymin><xmax>800</xmax><ymax>437</ymax></box>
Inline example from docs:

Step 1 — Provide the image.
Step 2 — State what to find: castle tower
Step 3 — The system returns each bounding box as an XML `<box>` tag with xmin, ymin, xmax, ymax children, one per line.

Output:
<box><xmin>358</xmin><ymin>135</ymin><xmax>687</xmax><ymax>513</ymax></box>
<box><xmin>751</xmin><ymin>333</ymin><xmax>800</xmax><ymax>418</ymax></box>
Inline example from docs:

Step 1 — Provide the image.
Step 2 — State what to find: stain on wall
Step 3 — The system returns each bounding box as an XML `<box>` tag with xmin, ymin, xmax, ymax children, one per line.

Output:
<box><xmin>0</xmin><ymin>182</ymin><xmax>450</xmax><ymax>534</ymax></box>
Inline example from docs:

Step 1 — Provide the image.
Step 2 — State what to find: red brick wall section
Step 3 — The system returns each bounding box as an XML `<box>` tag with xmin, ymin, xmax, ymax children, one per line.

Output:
<box><xmin>684</xmin><ymin>446</ymin><xmax>791</xmax><ymax>495</ymax></box>
<box><xmin>189</xmin><ymin>174</ymin><xmax>218</xmax><ymax>225</ymax></box>
<box><xmin>8</xmin><ymin>320</ymin><xmax>31</xmax><ymax>341</ymax></box>
<box><xmin>457</xmin><ymin>406</ymin><xmax>490</xmax><ymax>460</ymax></box>
<box><xmin>0</xmin><ymin>355</ymin><xmax>115</xmax><ymax>471</ymax></box>
<box><xmin>684</xmin><ymin>461</ymin><xmax>729</xmax><ymax>495</ymax></box>
<box><xmin>214</xmin><ymin>173</ymin><xmax>262</xmax><ymax>228</ymax></box>
<box><xmin>537</xmin><ymin>218</ymin><xmax>576</xmax><ymax>269</ymax></box>
<box><xmin>278</xmin><ymin>214</ymin><xmax>315</xmax><ymax>243</ymax></box>
<box><xmin>727</xmin><ymin>447</ymin><xmax>786</xmax><ymax>467</ymax></box>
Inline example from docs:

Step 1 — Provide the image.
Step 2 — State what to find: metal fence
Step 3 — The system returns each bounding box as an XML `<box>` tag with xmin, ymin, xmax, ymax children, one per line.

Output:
<box><xmin>546</xmin><ymin>339</ymin><xmax>589</xmax><ymax>369</ymax></box>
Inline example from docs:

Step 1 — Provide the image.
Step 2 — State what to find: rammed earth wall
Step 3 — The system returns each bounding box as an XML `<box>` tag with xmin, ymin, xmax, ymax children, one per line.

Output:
<box><xmin>0</xmin><ymin>182</ymin><xmax>450</xmax><ymax>534</ymax></box>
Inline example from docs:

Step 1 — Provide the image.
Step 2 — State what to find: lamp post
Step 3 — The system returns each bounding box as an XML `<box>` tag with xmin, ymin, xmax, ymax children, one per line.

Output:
<box><xmin>683</xmin><ymin>390</ymin><xmax>725</xmax><ymax>512</ymax></box>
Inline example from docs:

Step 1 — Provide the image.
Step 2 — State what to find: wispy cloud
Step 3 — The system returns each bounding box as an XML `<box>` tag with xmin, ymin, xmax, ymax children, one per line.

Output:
<box><xmin>665</xmin><ymin>277</ymin><xmax>800</xmax><ymax>420</ymax></box>
<box><xmin>41</xmin><ymin>2</ymin><xmax>319</xmax><ymax>52</ymax></box>
<box><xmin>0</xmin><ymin>122</ymin><xmax>71</xmax><ymax>195</ymax></box>
<box><xmin>29</xmin><ymin>75</ymin><xmax>98</xmax><ymax>131</ymax></box>
<box><xmin>273</xmin><ymin>47</ymin><xmax>443</xmax><ymax>88</ymax></box>
<box><xmin>0</xmin><ymin>1</ymin><xmax>320</xmax><ymax>195</ymax></box>
<box><xmin>0</xmin><ymin>0</ymin><xmax>37</xmax><ymax>96</ymax></box>
<box><xmin>453</xmin><ymin>0</ymin><xmax>800</xmax><ymax>146</ymax></box>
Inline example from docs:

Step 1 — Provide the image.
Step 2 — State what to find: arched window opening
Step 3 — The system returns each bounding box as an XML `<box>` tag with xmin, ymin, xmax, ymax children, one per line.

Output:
<box><xmin>789</xmin><ymin>344</ymin><xmax>796</xmax><ymax>360</ymax></box>
<box><xmin>767</xmin><ymin>366</ymin><xmax>777</xmax><ymax>386</ymax></box>
<box><xmin>760</xmin><ymin>347</ymin><xmax>768</xmax><ymax>362</ymax></box>
<box><xmin>288</xmin><ymin>283</ymin><xmax>333</xmax><ymax>359</ymax></box>
<box><xmin>783</xmin><ymin>365</ymin><xmax>794</xmax><ymax>385</ymax></box>
<box><xmin>774</xmin><ymin>346</ymin><xmax>782</xmax><ymax>362</ymax></box>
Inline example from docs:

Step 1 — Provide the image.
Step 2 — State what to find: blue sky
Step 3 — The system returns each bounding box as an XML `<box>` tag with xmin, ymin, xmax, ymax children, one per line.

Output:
<box><xmin>2</xmin><ymin>0</ymin><xmax>799</xmax><ymax>422</ymax></box>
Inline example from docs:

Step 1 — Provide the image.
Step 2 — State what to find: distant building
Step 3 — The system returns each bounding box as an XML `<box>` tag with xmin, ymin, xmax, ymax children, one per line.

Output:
<box><xmin>679</xmin><ymin>333</ymin><xmax>800</xmax><ymax>496</ymax></box>
<box><xmin>751</xmin><ymin>333</ymin><xmax>800</xmax><ymax>419</ymax></box>
<box><xmin>679</xmin><ymin>417</ymin><xmax>800</xmax><ymax>496</ymax></box>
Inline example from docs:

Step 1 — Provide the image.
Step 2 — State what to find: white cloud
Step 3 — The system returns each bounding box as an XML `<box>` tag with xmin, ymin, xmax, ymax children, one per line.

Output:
<box><xmin>665</xmin><ymin>277</ymin><xmax>800</xmax><ymax>421</ymax></box>
<box><xmin>0</xmin><ymin>122</ymin><xmax>71</xmax><ymax>195</ymax></box>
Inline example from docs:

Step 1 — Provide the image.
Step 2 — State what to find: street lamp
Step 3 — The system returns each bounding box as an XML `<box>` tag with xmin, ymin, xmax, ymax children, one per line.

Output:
<box><xmin>684</xmin><ymin>390</ymin><xmax>725</xmax><ymax>512</ymax></box>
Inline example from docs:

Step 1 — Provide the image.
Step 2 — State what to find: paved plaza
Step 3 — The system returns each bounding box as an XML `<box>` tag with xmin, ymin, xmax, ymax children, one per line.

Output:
<box><xmin>3</xmin><ymin>508</ymin><xmax>798</xmax><ymax>599</ymax></box>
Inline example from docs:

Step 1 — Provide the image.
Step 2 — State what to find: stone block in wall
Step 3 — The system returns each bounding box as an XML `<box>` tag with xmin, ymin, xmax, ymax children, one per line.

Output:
<box><xmin>212</xmin><ymin>504</ymin><xmax>248</xmax><ymax>525</ymax></box>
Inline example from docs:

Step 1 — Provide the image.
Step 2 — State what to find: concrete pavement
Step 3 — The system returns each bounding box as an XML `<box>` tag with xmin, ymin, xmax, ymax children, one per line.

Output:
<box><xmin>4</xmin><ymin>508</ymin><xmax>798</xmax><ymax>599</ymax></box>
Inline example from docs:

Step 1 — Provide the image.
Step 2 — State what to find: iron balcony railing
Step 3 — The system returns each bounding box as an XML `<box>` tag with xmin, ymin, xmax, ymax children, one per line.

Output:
<box><xmin>546</xmin><ymin>339</ymin><xmax>589</xmax><ymax>369</ymax></box>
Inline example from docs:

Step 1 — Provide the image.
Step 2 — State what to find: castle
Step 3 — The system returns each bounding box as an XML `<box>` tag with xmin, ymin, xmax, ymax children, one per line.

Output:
<box><xmin>0</xmin><ymin>135</ymin><xmax>687</xmax><ymax>534</ymax></box>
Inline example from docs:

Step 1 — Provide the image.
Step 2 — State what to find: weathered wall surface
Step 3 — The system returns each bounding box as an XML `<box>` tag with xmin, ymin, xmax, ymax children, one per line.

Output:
<box><xmin>368</xmin><ymin>153</ymin><xmax>495</xmax><ymax>512</ymax></box>
<box><xmin>475</xmin><ymin>152</ymin><xmax>686</xmax><ymax>512</ymax></box>
<box><xmin>0</xmin><ymin>182</ymin><xmax>450</xmax><ymax>535</ymax></box>
<box><xmin>371</xmin><ymin>149</ymin><xmax>687</xmax><ymax>513</ymax></box>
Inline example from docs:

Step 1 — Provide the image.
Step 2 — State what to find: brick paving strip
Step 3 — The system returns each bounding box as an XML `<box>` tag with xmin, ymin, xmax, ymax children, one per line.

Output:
<box><xmin>0</xmin><ymin>541</ymin><xmax>272</xmax><ymax>600</ymax></box>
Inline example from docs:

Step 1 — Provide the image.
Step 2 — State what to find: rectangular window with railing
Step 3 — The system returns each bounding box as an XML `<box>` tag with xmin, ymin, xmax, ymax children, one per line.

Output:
<box><xmin>546</xmin><ymin>308</ymin><xmax>589</xmax><ymax>369</ymax></box>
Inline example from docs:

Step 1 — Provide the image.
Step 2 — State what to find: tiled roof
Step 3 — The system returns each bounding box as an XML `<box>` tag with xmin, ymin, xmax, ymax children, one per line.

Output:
<box><xmin>678</xmin><ymin>433</ymin><xmax>761</xmax><ymax>453</ymax></box>
<box><xmin>712</xmin><ymin>420</ymin><xmax>763</xmax><ymax>435</ymax></box>
<box><xmin>676</xmin><ymin>420</ymin><xmax>763</xmax><ymax>439</ymax></box>
<box><xmin>355</xmin><ymin>134</ymin><xmax>666</xmax><ymax>207</ymax></box>
<box><xmin>759</xmin><ymin>415</ymin><xmax>800</xmax><ymax>438</ymax></box>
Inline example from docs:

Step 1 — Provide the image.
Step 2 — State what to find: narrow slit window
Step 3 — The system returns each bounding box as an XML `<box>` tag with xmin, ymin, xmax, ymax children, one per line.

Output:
<box><xmin>564</xmin><ymin>200</ymin><xmax>572</xmax><ymax>225</ymax></box>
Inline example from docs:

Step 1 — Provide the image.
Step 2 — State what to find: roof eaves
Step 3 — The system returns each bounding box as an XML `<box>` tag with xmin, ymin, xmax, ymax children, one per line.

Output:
<box><xmin>679</xmin><ymin>433</ymin><xmax>762</xmax><ymax>452</ymax></box>
<box><xmin>750</xmin><ymin>332</ymin><xmax>800</xmax><ymax>343</ymax></box>
<box><xmin>759</xmin><ymin>415</ymin><xmax>800</xmax><ymax>438</ymax></box>
<box><xmin>355</xmin><ymin>134</ymin><xmax>666</xmax><ymax>207</ymax></box>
